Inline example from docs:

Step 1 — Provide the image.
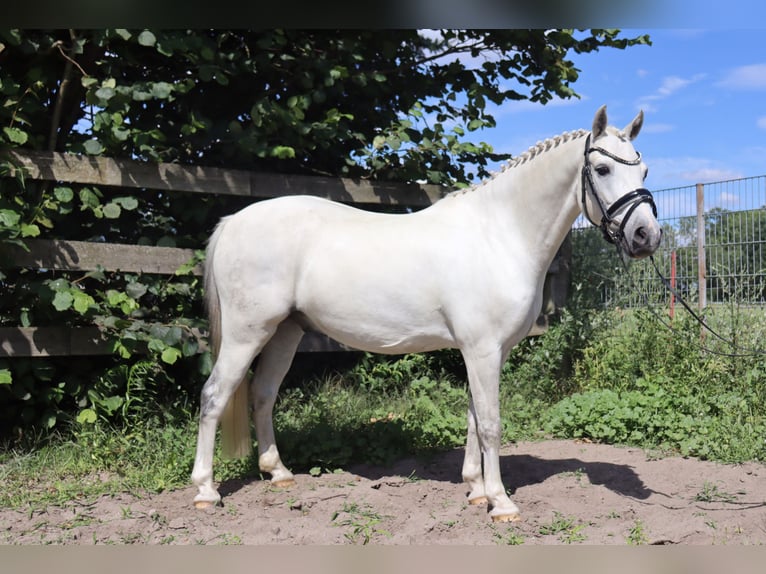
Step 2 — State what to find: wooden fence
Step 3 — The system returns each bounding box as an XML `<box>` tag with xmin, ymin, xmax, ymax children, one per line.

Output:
<box><xmin>0</xmin><ymin>150</ymin><xmax>568</xmax><ymax>358</ymax></box>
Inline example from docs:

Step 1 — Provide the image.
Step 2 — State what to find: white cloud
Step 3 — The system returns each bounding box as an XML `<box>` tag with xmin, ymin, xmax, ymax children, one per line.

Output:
<box><xmin>680</xmin><ymin>167</ymin><xmax>743</xmax><ymax>183</ymax></box>
<box><xmin>648</xmin><ymin>156</ymin><xmax>743</xmax><ymax>189</ymax></box>
<box><xmin>718</xmin><ymin>64</ymin><xmax>766</xmax><ymax>90</ymax></box>
<box><xmin>658</xmin><ymin>76</ymin><xmax>694</xmax><ymax>96</ymax></box>
<box><xmin>642</xmin><ymin>122</ymin><xmax>675</xmax><ymax>134</ymax></box>
<box><xmin>757</xmin><ymin>116</ymin><xmax>766</xmax><ymax>130</ymax></box>
<box><xmin>636</xmin><ymin>73</ymin><xmax>706</xmax><ymax>112</ymax></box>
<box><xmin>718</xmin><ymin>192</ymin><xmax>740</xmax><ymax>207</ymax></box>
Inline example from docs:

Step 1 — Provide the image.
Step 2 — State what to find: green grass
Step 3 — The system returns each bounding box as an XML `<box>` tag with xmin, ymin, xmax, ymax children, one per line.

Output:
<box><xmin>538</xmin><ymin>511</ymin><xmax>589</xmax><ymax>544</ymax></box>
<box><xmin>0</xmin><ymin>421</ymin><xmax>198</xmax><ymax>508</ymax></box>
<box><xmin>330</xmin><ymin>502</ymin><xmax>391</xmax><ymax>544</ymax></box>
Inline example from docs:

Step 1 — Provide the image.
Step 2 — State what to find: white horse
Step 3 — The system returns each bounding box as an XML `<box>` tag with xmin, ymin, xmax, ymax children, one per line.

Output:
<box><xmin>191</xmin><ymin>105</ymin><xmax>661</xmax><ymax>522</ymax></box>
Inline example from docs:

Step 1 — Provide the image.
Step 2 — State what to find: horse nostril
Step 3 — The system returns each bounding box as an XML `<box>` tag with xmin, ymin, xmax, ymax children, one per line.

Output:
<box><xmin>635</xmin><ymin>226</ymin><xmax>647</xmax><ymax>240</ymax></box>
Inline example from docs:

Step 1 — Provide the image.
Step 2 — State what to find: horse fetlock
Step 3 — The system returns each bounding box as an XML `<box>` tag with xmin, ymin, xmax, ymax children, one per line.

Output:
<box><xmin>464</xmin><ymin>480</ymin><xmax>487</xmax><ymax>506</ymax></box>
<box><xmin>193</xmin><ymin>487</ymin><xmax>222</xmax><ymax>509</ymax></box>
<box><xmin>488</xmin><ymin>498</ymin><xmax>521</xmax><ymax>523</ymax></box>
<box><xmin>259</xmin><ymin>451</ymin><xmax>295</xmax><ymax>486</ymax></box>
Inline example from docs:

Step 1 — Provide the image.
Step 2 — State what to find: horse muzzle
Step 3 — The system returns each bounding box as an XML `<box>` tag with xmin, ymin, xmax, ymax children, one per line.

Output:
<box><xmin>624</xmin><ymin>222</ymin><xmax>662</xmax><ymax>259</ymax></box>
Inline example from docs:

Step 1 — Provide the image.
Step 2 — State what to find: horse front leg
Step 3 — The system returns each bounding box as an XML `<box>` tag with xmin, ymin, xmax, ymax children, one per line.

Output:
<box><xmin>461</xmin><ymin>345</ymin><xmax>520</xmax><ymax>522</ymax></box>
<box><xmin>462</xmin><ymin>398</ymin><xmax>487</xmax><ymax>506</ymax></box>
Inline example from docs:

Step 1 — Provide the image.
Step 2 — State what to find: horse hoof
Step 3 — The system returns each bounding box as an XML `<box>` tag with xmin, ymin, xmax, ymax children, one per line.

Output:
<box><xmin>490</xmin><ymin>512</ymin><xmax>521</xmax><ymax>523</ymax></box>
<box><xmin>272</xmin><ymin>478</ymin><xmax>296</xmax><ymax>488</ymax></box>
<box><xmin>468</xmin><ymin>495</ymin><xmax>488</xmax><ymax>506</ymax></box>
<box><xmin>193</xmin><ymin>500</ymin><xmax>218</xmax><ymax>510</ymax></box>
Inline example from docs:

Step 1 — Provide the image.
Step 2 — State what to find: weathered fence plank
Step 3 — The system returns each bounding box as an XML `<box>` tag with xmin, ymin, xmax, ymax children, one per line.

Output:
<box><xmin>0</xmin><ymin>327</ymin><xmax>354</xmax><ymax>357</ymax></box>
<box><xmin>1</xmin><ymin>238</ymin><xmax>201</xmax><ymax>275</ymax></box>
<box><xmin>8</xmin><ymin>150</ymin><xmax>446</xmax><ymax>206</ymax></box>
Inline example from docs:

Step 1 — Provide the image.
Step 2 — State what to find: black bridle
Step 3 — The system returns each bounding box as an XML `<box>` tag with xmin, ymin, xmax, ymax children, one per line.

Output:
<box><xmin>581</xmin><ymin>133</ymin><xmax>657</xmax><ymax>246</ymax></box>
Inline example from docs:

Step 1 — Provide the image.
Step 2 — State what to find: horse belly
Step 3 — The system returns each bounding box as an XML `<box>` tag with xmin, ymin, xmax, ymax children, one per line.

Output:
<box><xmin>294</xmin><ymin>236</ymin><xmax>456</xmax><ymax>354</ymax></box>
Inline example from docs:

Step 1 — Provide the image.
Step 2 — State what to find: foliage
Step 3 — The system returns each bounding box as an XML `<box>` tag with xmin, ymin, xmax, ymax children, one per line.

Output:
<box><xmin>502</xmin><ymin>302</ymin><xmax>593</xmax><ymax>403</ymax></box>
<box><xmin>545</xmin><ymin>306</ymin><xmax>766</xmax><ymax>462</ymax></box>
<box><xmin>273</xmin><ymin>364</ymin><xmax>470</xmax><ymax>470</ymax></box>
<box><xmin>0</xmin><ymin>27</ymin><xmax>650</xmax><ymax>442</ymax></box>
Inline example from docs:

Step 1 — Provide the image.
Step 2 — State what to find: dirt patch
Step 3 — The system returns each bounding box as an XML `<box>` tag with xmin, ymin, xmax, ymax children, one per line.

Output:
<box><xmin>2</xmin><ymin>439</ymin><xmax>765</xmax><ymax>545</ymax></box>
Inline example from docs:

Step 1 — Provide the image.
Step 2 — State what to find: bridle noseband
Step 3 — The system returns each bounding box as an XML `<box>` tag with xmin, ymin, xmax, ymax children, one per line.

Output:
<box><xmin>581</xmin><ymin>133</ymin><xmax>657</xmax><ymax>245</ymax></box>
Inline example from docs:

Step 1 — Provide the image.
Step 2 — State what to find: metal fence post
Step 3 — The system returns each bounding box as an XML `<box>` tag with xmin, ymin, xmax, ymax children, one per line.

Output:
<box><xmin>696</xmin><ymin>182</ymin><xmax>707</xmax><ymax>312</ymax></box>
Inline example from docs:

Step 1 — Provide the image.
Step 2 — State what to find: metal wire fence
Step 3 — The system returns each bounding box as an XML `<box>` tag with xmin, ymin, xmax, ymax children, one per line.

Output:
<box><xmin>572</xmin><ymin>175</ymin><xmax>766</xmax><ymax>311</ymax></box>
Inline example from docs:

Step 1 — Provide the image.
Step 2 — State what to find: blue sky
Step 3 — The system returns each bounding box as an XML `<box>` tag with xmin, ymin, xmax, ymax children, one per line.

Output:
<box><xmin>477</xmin><ymin>29</ymin><xmax>765</xmax><ymax>198</ymax></box>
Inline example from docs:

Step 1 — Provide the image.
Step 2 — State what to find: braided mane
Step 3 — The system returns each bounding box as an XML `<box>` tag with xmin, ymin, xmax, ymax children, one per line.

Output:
<box><xmin>452</xmin><ymin>128</ymin><xmax>589</xmax><ymax>196</ymax></box>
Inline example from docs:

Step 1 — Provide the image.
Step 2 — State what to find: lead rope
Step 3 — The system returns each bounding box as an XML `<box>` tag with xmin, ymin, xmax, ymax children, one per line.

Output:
<box><xmin>617</xmin><ymin>250</ymin><xmax>766</xmax><ymax>358</ymax></box>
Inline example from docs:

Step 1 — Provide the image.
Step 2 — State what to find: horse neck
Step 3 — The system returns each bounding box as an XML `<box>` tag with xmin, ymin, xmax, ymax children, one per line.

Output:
<box><xmin>460</xmin><ymin>130</ymin><xmax>587</xmax><ymax>273</ymax></box>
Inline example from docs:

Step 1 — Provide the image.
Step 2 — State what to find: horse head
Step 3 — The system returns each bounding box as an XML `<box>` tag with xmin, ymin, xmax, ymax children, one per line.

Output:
<box><xmin>581</xmin><ymin>105</ymin><xmax>662</xmax><ymax>259</ymax></box>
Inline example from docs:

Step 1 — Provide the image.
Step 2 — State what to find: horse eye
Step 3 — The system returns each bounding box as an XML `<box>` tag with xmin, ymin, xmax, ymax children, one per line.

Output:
<box><xmin>595</xmin><ymin>165</ymin><xmax>610</xmax><ymax>176</ymax></box>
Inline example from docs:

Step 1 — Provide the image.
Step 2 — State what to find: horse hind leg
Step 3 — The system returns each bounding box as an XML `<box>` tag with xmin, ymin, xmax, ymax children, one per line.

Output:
<box><xmin>191</xmin><ymin>337</ymin><xmax>263</xmax><ymax>509</ymax></box>
<box><xmin>251</xmin><ymin>318</ymin><xmax>304</xmax><ymax>487</ymax></box>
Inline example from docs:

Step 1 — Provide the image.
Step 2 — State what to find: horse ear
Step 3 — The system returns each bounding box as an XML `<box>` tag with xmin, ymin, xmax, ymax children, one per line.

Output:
<box><xmin>592</xmin><ymin>105</ymin><xmax>608</xmax><ymax>139</ymax></box>
<box><xmin>624</xmin><ymin>109</ymin><xmax>644</xmax><ymax>141</ymax></box>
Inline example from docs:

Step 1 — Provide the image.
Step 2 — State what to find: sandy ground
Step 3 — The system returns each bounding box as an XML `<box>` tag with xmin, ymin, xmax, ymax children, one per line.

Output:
<box><xmin>2</xmin><ymin>439</ymin><xmax>765</xmax><ymax>545</ymax></box>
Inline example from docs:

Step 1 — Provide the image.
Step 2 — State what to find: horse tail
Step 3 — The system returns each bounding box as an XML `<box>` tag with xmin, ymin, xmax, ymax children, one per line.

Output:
<box><xmin>205</xmin><ymin>219</ymin><xmax>253</xmax><ymax>460</ymax></box>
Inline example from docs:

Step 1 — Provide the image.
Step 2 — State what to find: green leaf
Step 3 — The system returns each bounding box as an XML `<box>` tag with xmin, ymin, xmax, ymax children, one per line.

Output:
<box><xmin>76</xmin><ymin>409</ymin><xmax>97</xmax><ymax>424</ymax></box>
<box><xmin>54</xmin><ymin>186</ymin><xmax>74</xmax><ymax>202</ymax></box>
<box><xmin>161</xmin><ymin>347</ymin><xmax>182</xmax><ymax>365</ymax></box>
<box><xmin>0</xmin><ymin>209</ymin><xmax>21</xmax><ymax>228</ymax></box>
<box><xmin>125</xmin><ymin>281</ymin><xmax>147</xmax><ymax>299</ymax></box>
<box><xmin>163</xmin><ymin>326</ymin><xmax>183</xmax><ymax>346</ymax></box>
<box><xmin>3</xmin><ymin>126</ymin><xmax>28</xmax><ymax>144</ymax></box>
<box><xmin>72</xmin><ymin>291</ymin><xmax>94</xmax><ymax>314</ymax></box>
<box><xmin>137</xmin><ymin>30</ymin><xmax>157</xmax><ymax>47</ymax></box>
<box><xmin>182</xmin><ymin>339</ymin><xmax>199</xmax><ymax>357</ymax></box>
<box><xmin>52</xmin><ymin>291</ymin><xmax>74</xmax><ymax>311</ymax></box>
<box><xmin>95</xmin><ymin>86</ymin><xmax>115</xmax><ymax>101</ymax></box>
<box><xmin>102</xmin><ymin>202</ymin><xmax>122</xmax><ymax>219</ymax></box>
<box><xmin>79</xmin><ymin>188</ymin><xmax>101</xmax><ymax>210</ymax></box>
<box><xmin>0</xmin><ymin>368</ymin><xmax>11</xmax><ymax>385</ymax></box>
<box><xmin>270</xmin><ymin>146</ymin><xmax>295</xmax><ymax>159</ymax></box>
<box><xmin>100</xmin><ymin>395</ymin><xmax>124</xmax><ymax>414</ymax></box>
<box><xmin>113</xmin><ymin>196</ymin><xmax>139</xmax><ymax>211</ymax></box>
<box><xmin>467</xmin><ymin>119</ymin><xmax>484</xmax><ymax>131</ymax></box>
<box><xmin>150</xmin><ymin>82</ymin><xmax>173</xmax><ymax>99</ymax></box>
<box><xmin>106</xmin><ymin>289</ymin><xmax>127</xmax><ymax>306</ymax></box>
<box><xmin>20</xmin><ymin>224</ymin><xmax>40</xmax><ymax>237</ymax></box>
<box><xmin>83</xmin><ymin>139</ymin><xmax>104</xmax><ymax>155</ymax></box>
<box><xmin>148</xmin><ymin>338</ymin><xmax>166</xmax><ymax>353</ymax></box>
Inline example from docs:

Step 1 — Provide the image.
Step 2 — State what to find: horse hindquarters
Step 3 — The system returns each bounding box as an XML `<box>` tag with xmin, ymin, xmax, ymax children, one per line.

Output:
<box><xmin>192</xmin><ymin>209</ymin><xmax>298</xmax><ymax>507</ymax></box>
